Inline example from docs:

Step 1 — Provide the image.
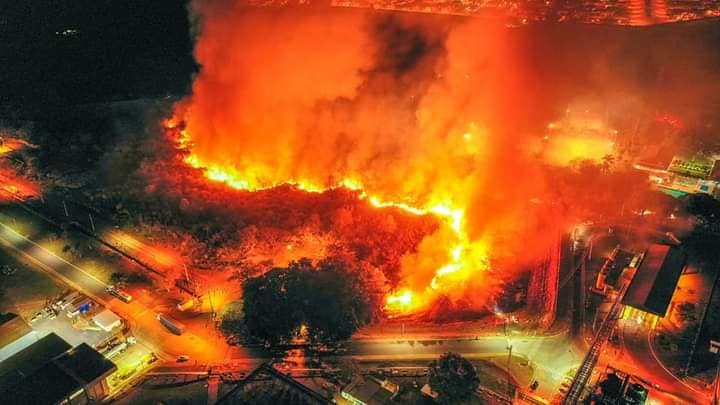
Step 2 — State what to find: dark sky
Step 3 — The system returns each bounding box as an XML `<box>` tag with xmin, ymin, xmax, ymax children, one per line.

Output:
<box><xmin>0</xmin><ymin>1</ymin><xmax>196</xmax><ymax>109</ymax></box>
<box><xmin>2</xmin><ymin>1</ymin><xmax>719</xmax><ymax>125</ymax></box>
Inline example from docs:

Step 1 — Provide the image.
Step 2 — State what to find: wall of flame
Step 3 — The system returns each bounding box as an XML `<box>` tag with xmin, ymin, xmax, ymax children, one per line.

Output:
<box><xmin>168</xmin><ymin>5</ymin><xmax>614</xmax><ymax>313</ymax></box>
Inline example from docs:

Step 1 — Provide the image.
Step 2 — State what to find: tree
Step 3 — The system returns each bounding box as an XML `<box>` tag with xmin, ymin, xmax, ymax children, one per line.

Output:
<box><xmin>109</xmin><ymin>271</ymin><xmax>150</xmax><ymax>286</ymax></box>
<box><xmin>598</xmin><ymin>373</ymin><xmax>622</xmax><ymax>399</ymax></box>
<box><xmin>241</xmin><ymin>269</ymin><xmax>298</xmax><ymax>344</ymax></box>
<box><xmin>676</xmin><ymin>302</ymin><xmax>697</xmax><ymax>323</ymax></box>
<box><xmin>239</xmin><ymin>257</ymin><xmax>373</xmax><ymax>345</ymax></box>
<box><xmin>428</xmin><ymin>352</ymin><xmax>480</xmax><ymax>403</ymax></box>
<box><xmin>679</xmin><ymin>193</ymin><xmax>720</xmax><ymax>266</ymax></box>
<box><xmin>683</xmin><ymin>193</ymin><xmax>720</xmax><ymax>225</ymax></box>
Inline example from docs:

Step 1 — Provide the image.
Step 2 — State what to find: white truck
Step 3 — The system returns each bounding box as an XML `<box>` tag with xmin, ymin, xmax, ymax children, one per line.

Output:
<box><xmin>157</xmin><ymin>313</ymin><xmax>184</xmax><ymax>335</ymax></box>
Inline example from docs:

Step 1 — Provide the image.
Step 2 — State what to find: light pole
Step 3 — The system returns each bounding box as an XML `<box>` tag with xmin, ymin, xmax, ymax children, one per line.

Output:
<box><xmin>503</xmin><ymin>316</ymin><xmax>514</xmax><ymax>397</ymax></box>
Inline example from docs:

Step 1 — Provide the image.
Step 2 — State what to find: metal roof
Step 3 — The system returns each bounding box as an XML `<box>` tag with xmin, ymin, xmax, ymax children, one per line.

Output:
<box><xmin>622</xmin><ymin>244</ymin><xmax>686</xmax><ymax>317</ymax></box>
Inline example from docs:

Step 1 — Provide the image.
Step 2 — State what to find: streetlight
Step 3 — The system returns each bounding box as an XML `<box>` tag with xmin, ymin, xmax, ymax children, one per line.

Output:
<box><xmin>498</xmin><ymin>313</ymin><xmax>514</xmax><ymax>397</ymax></box>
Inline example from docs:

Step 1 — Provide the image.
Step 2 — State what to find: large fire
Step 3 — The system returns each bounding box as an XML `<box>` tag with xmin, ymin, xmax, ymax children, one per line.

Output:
<box><xmin>167</xmin><ymin>4</ymin><xmax>616</xmax><ymax>314</ymax></box>
<box><xmin>169</xmin><ymin>115</ymin><xmax>485</xmax><ymax>312</ymax></box>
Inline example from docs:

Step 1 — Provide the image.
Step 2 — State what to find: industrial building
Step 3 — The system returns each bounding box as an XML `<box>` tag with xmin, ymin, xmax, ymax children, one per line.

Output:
<box><xmin>0</xmin><ymin>313</ymin><xmax>40</xmax><ymax>362</ymax></box>
<box><xmin>621</xmin><ymin>244</ymin><xmax>687</xmax><ymax>328</ymax></box>
<box><xmin>638</xmin><ymin>155</ymin><xmax>720</xmax><ymax>199</ymax></box>
<box><xmin>0</xmin><ymin>332</ymin><xmax>116</xmax><ymax>405</ymax></box>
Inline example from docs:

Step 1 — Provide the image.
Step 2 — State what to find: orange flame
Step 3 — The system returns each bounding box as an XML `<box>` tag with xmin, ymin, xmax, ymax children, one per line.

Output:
<box><xmin>169</xmin><ymin>123</ymin><xmax>489</xmax><ymax>313</ymax></box>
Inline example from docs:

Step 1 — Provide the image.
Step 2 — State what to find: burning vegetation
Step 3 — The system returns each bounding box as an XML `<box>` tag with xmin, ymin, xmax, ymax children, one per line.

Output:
<box><xmin>158</xmin><ymin>3</ymin><xmax>720</xmax><ymax>320</ymax></box>
<box><xmin>5</xmin><ymin>1</ymin><xmax>718</xmax><ymax>331</ymax></box>
<box><xmin>165</xmin><ymin>5</ymin><xmax>616</xmax><ymax>315</ymax></box>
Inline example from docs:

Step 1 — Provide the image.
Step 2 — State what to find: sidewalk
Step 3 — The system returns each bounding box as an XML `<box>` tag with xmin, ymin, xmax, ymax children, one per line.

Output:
<box><xmin>353</xmin><ymin>318</ymin><xmax>566</xmax><ymax>341</ymax></box>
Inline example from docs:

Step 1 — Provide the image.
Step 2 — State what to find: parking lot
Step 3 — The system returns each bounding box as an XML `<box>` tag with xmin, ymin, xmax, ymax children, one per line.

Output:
<box><xmin>31</xmin><ymin>311</ymin><xmax>117</xmax><ymax>347</ymax></box>
<box><xmin>29</xmin><ymin>290</ymin><xmax>123</xmax><ymax>347</ymax></box>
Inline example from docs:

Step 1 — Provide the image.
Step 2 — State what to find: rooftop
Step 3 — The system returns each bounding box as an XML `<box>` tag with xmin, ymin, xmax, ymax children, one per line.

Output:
<box><xmin>343</xmin><ymin>377</ymin><xmax>395</xmax><ymax>405</ymax></box>
<box><xmin>622</xmin><ymin>244</ymin><xmax>686</xmax><ymax>316</ymax></box>
<box><xmin>0</xmin><ymin>313</ymin><xmax>32</xmax><ymax>349</ymax></box>
<box><xmin>217</xmin><ymin>363</ymin><xmax>330</xmax><ymax>405</ymax></box>
<box><xmin>92</xmin><ymin>309</ymin><xmax>122</xmax><ymax>332</ymax></box>
<box><xmin>0</xmin><ymin>333</ymin><xmax>71</xmax><ymax>392</ymax></box>
<box><xmin>55</xmin><ymin>343</ymin><xmax>117</xmax><ymax>384</ymax></box>
<box><xmin>0</xmin><ymin>333</ymin><xmax>116</xmax><ymax>405</ymax></box>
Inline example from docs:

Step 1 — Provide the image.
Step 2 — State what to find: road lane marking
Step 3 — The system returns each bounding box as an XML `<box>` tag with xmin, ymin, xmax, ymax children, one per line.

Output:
<box><xmin>0</xmin><ymin>221</ymin><xmax>108</xmax><ymax>288</ymax></box>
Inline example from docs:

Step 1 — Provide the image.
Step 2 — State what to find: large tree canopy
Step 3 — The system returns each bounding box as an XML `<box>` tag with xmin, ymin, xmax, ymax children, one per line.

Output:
<box><xmin>679</xmin><ymin>193</ymin><xmax>720</xmax><ymax>266</ymax></box>
<box><xmin>428</xmin><ymin>352</ymin><xmax>480</xmax><ymax>404</ymax></box>
<box><xmin>241</xmin><ymin>257</ymin><xmax>375</xmax><ymax>344</ymax></box>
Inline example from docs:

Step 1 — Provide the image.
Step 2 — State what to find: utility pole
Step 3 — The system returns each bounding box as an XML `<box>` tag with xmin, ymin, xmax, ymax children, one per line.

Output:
<box><xmin>504</xmin><ymin>317</ymin><xmax>513</xmax><ymax>397</ymax></box>
<box><xmin>506</xmin><ymin>342</ymin><xmax>513</xmax><ymax>396</ymax></box>
<box><xmin>712</xmin><ymin>349</ymin><xmax>720</xmax><ymax>405</ymax></box>
<box><xmin>88</xmin><ymin>213</ymin><xmax>95</xmax><ymax>233</ymax></box>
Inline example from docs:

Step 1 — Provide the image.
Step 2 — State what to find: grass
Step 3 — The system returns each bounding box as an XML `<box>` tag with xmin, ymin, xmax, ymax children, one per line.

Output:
<box><xmin>0</xmin><ymin>247</ymin><xmax>63</xmax><ymax>318</ymax></box>
<box><xmin>486</xmin><ymin>354</ymin><xmax>534</xmax><ymax>386</ymax></box>
<box><xmin>475</xmin><ymin>360</ymin><xmax>515</xmax><ymax>396</ymax></box>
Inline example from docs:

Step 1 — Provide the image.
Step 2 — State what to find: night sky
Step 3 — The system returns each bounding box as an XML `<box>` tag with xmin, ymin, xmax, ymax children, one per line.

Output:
<box><xmin>0</xmin><ymin>1</ymin><xmax>196</xmax><ymax>109</ymax></box>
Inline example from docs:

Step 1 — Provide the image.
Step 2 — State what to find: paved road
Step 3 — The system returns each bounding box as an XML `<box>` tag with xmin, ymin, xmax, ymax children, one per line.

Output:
<box><xmin>344</xmin><ymin>333</ymin><xmax>584</xmax><ymax>400</ymax></box>
<box><xmin>2</xmin><ymin>204</ymin><xmax>706</xmax><ymax>404</ymax></box>
<box><xmin>0</xmin><ymin>221</ymin><xmax>110</xmax><ymax>297</ymax></box>
<box><xmin>0</xmin><ymin>217</ymin><xmax>245</xmax><ymax>363</ymax></box>
<box><xmin>621</xmin><ymin>321</ymin><xmax>710</xmax><ymax>404</ymax></box>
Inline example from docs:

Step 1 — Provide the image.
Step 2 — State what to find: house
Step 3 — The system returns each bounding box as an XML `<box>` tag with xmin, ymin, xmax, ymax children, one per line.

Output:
<box><xmin>218</xmin><ymin>363</ymin><xmax>331</xmax><ymax>405</ymax></box>
<box><xmin>341</xmin><ymin>376</ymin><xmax>398</xmax><ymax>405</ymax></box>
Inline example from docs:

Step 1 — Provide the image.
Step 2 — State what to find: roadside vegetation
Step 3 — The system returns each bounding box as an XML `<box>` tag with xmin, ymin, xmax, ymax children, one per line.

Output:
<box><xmin>226</xmin><ymin>257</ymin><xmax>381</xmax><ymax>345</ymax></box>
<box><xmin>428</xmin><ymin>352</ymin><xmax>481</xmax><ymax>404</ymax></box>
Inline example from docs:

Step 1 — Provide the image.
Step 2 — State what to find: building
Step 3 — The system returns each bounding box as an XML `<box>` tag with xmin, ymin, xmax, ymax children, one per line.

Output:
<box><xmin>649</xmin><ymin>155</ymin><xmax>720</xmax><ymax>199</ymax></box>
<box><xmin>593</xmin><ymin>246</ymin><xmax>639</xmax><ymax>295</ymax></box>
<box><xmin>686</xmin><ymin>269</ymin><xmax>720</xmax><ymax>376</ymax></box>
<box><xmin>621</xmin><ymin>244</ymin><xmax>687</xmax><ymax>328</ymax></box>
<box><xmin>591</xmin><ymin>367</ymin><xmax>650</xmax><ymax>405</ymax></box>
<box><xmin>420</xmin><ymin>383</ymin><xmax>439</xmax><ymax>400</ymax></box>
<box><xmin>0</xmin><ymin>313</ymin><xmax>40</xmax><ymax>362</ymax></box>
<box><xmin>341</xmin><ymin>376</ymin><xmax>398</xmax><ymax>405</ymax></box>
<box><xmin>0</xmin><ymin>333</ymin><xmax>117</xmax><ymax>405</ymax></box>
<box><xmin>91</xmin><ymin>309</ymin><xmax>122</xmax><ymax>332</ymax></box>
<box><xmin>217</xmin><ymin>363</ymin><xmax>331</xmax><ymax>405</ymax></box>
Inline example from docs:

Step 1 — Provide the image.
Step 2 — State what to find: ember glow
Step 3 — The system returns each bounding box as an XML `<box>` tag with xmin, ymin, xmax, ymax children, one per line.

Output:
<box><xmin>172</xmin><ymin>116</ymin><xmax>487</xmax><ymax>312</ymax></box>
<box><xmin>539</xmin><ymin>112</ymin><xmax>618</xmax><ymax>166</ymax></box>
<box><xmin>168</xmin><ymin>5</ymin><xmax>594</xmax><ymax>313</ymax></box>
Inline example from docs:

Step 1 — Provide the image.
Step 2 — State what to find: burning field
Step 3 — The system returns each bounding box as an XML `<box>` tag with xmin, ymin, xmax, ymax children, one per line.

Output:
<box><xmin>162</xmin><ymin>4</ymin><xmax>589</xmax><ymax>316</ymax></box>
<box><xmin>1</xmin><ymin>0</ymin><xmax>717</xmax><ymax>329</ymax></box>
<box><xmin>134</xmin><ymin>3</ymin><xmax>719</xmax><ymax>321</ymax></box>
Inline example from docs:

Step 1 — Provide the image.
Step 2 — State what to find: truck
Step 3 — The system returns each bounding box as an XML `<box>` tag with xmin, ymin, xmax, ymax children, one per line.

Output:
<box><xmin>66</xmin><ymin>297</ymin><xmax>93</xmax><ymax>318</ymax></box>
<box><xmin>106</xmin><ymin>285</ymin><xmax>133</xmax><ymax>303</ymax></box>
<box><xmin>60</xmin><ymin>294</ymin><xmax>87</xmax><ymax>311</ymax></box>
<box><xmin>177</xmin><ymin>298</ymin><xmax>195</xmax><ymax>312</ymax></box>
<box><xmin>53</xmin><ymin>291</ymin><xmax>80</xmax><ymax>310</ymax></box>
<box><xmin>157</xmin><ymin>313</ymin><xmax>184</xmax><ymax>335</ymax></box>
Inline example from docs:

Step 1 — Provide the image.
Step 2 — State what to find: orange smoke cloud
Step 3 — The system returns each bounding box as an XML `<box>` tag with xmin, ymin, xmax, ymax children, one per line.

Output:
<box><xmin>173</xmin><ymin>5</ymin><xmax>575</xmax><ymax>312</ymax></box>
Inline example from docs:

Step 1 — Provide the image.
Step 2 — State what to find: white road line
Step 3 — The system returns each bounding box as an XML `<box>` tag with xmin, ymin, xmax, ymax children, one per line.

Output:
<box><xmin>645</xmin><ymin>327</ymin><xmax>709</xmax><ymax>399</ymax></box>
<box><xmin>0</xmin><ymin>221</ymin><xmax>108</xmax><ymax>288</ymax></box>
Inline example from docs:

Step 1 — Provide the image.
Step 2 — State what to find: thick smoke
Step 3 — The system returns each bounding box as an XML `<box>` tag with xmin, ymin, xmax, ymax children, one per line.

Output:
<box><xmin>174</xmin><ymin>4</ymin><xmax>570</xmax><ymax>307</ymax></box>
<box><xmin>174</xmin><ymin>3</ymin><xmax>720</xmax><ymax>309</ymax></box>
